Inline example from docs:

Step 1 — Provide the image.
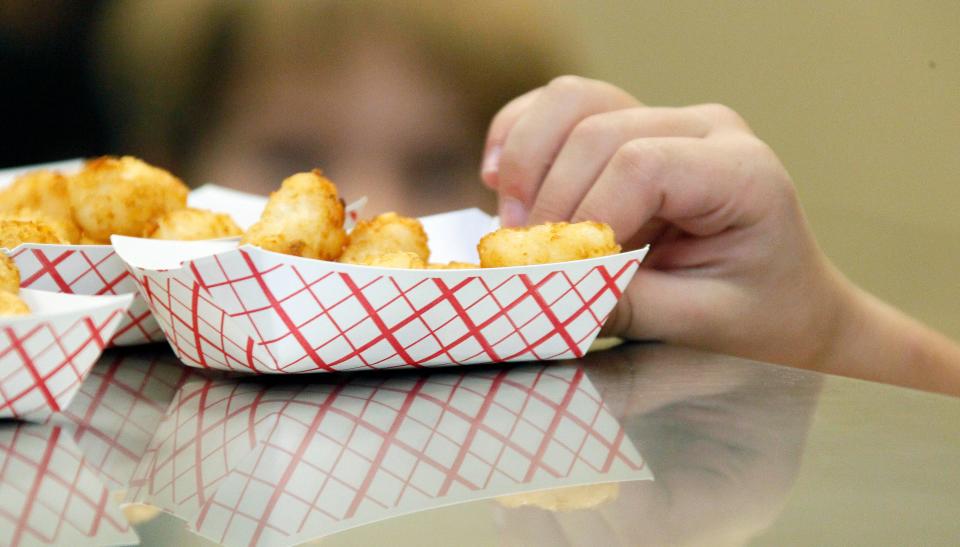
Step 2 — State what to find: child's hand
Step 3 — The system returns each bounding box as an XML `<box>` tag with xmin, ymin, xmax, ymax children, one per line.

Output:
<box><xmin>481</xmin><ymin>76</ymin><xmax>853</xmax><ymax>369</ymax></box>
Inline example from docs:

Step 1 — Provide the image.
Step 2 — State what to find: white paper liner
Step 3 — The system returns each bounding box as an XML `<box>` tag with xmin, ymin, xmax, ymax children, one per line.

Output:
<box><xmin>0</xmin><ymin>290</ymin><xmax>133</xmax><ymax>420</ymax></box>
<box><xmin>114</xmin><ymin>208</ymin><xmax>647</xmax><ymax>373</ymax></box>
<box><xmin>124</xmin><ymin>364</ymin><xmax>652</xmax><ymax>546</ymax></box>
<box><xmin>0</xmin><ymin>423</ymin><xmax>140</xmax><ymax>546</ymax></box>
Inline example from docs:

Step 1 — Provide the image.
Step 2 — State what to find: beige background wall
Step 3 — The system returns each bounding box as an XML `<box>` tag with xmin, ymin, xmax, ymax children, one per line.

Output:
<box><xmin>568</xmin><ymin>0</ymin><xmax>960</xmax><ymax>338</ymax></box>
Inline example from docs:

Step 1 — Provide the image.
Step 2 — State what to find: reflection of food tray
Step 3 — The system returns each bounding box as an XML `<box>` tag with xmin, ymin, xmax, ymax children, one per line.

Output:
<box><xmin>114</xmin><ymin>209</ymin><xmax>648</xmax><ymax>373</ymax></box>
<box><xmin>0</xmin><ymin>423</ymin><xmax>140</xmax><ymax>546</ymax></box>
<box><xmin>0</xmin><ymin>289</ymin><xmax>132</xmax><ymax>419</ymax></box>
<box><xmin>125</xmin><ymin>364</ymin><xmax>651</xmax><ymax>545</ymax></box>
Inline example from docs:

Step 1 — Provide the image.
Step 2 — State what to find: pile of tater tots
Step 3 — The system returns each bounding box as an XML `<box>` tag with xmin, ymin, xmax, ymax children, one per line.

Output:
<box><xmin>1</xmin><ymin>156</ymin><xmax>622</xmax><ymax>271</ymax></box>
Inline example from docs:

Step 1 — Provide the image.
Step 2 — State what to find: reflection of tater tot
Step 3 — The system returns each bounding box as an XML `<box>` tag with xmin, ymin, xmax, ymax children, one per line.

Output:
<box><xmin>428</xmin><ymin>261</ymin><xmax>479</xmax><ymax>269</ymax></box>
<box><xmin>144</xmin><ymin>208</ymin><xmax>242</xmax><ymax>240</ymax></box>
<box><xmin>340</xmin><ymin>212</ymin><xmax>429</xmax><ymax>264</ymax></box>
<box><xmin>356</xmin><ymin>251</ymin><xmax>426</xmax><ymax>269</ymax></box>
<box><xmin>496</xmin><ymin>483</ymin><xmax>620</xmax><ymax>512</ymax></box>
<box><xmin>242</xmin><ymin>170</ymin><xmax>346</xmax><ymax>259</ymax></box>
<box><xmin>478</xmin><ymin>221</ymin><xmax>620</xmax><ymax>267</ymax></box>
<box><xmin>68</xmin><ymin>156</ymin><xmax>188</xmax><ymax>240</ymax></box>
<box><xmin>0</xmin><ymin>254</ymin><xmax>20</xmax><ymax>294</ymax></box>
<box><xmin>0</xmin><ymin>219</ymin><xmax>65</xmax><ymax>249</ymax></box>
<box><xmin>0</xmin><ymin>291</ymin><xmax>29</xmax><ymax>316</ymax></box>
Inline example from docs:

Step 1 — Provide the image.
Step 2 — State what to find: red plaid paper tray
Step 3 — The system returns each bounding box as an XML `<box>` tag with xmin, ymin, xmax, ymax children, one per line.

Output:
<box><xmin>0</xmin><ymin>289</ymin><xmax>133</xmax><ymax>420</ymax></box>
<box><xmin>112</xmin><ymin>209</ymin><xmax>648</xmax><ymax>373</ymax></box>
<box><xmin>125</xmin><ymin>364</ymin><xmax>652</xmax><ymax>546</ymax></box>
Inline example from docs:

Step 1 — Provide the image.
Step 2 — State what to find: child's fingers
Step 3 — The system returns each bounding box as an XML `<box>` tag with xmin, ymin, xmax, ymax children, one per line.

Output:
<box><xmin>496</xmin><ymin>76</ymin><xmax>639</xmax><ymax>225</ymax></box>
<box><xmin>527</xmin><ymin>107</ymin><xmax>714</xmax><ymax>225</ymax></box>
<box><xmin>481</xmin><ymin>88</ymin><xmax>542</xmax><ymax>189</ymax></box>
<box><xmin>570</xmin><ymin>137</ymin><xmax>767</xmax><ymax>243</ymax></box>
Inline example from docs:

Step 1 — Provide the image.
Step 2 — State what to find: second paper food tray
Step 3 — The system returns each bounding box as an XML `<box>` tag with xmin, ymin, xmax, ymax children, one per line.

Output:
<box><xmin>113</xmin><ymin>209</ymin><xmax>648</xmax><ymax>373</ymax></box>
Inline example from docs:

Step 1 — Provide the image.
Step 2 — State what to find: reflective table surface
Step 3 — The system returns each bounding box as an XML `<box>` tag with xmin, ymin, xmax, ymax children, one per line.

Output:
<box><xmin>2</xmin><ymin>342</ymin><xmax>958</xmax><ymax>546</ymax></box>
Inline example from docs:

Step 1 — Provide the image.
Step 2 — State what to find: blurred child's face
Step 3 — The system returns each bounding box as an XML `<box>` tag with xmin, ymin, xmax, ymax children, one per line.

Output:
<box><xmin>194</xmin><ymin>32</ymin><xmax>494</xmax><ymax>216</ymax></box>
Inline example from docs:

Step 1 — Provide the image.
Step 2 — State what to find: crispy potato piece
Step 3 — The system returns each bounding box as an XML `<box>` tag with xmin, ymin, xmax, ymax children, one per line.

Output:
<box><xmin>478</xmin><ymin>221</ymin><xmax>620</xmax><ymax>267</ymax></box>
<box><xmin>0</xmin><ymin>254</ymin><xmax>20</xmax><ymax>293</ymax></box>
<box><xmin>144</xmin><ymin>207</ymin><xmax>242</xmax><ymax>240</ymax></box>
<box><xmin>0</xmin><ymin>169</ymin><xmax>73</xmax><ymax>220</ymax></box>
<box><xmin>79</xmin><ymin>233</ymin><xmax>110</xmax><ymax>245</ymax></box>
<box><xmin>4</xmin><ymin>208</ymin><xmax>81</xmax><ymax>244</ymax></box>
<box><xmin>427</xmin><ymin>261</ymin><xmax>479</xmax><ymax>269</ymax></box>
<box><xmin>496</xmin><ymin>483</ymin><xmax>620</xmax><ymax>512</ymax></box>
<box><xmin>241</xmin><ymin>170</ymin><xmax>346</xmax><ymax>259</ymax></box>
<box><xmin>0</xmin><ymin>290</ymin><xmax>29</xmax><ymax>316</ymax></box>
<box><xmin>353</xmin><ymin>251</ymin><xmax>427</xmax><ymax>269</ymax></box>
<box><xmin>340</xmin><ymin>212</ymin><xmax>429</xmax><ymax>264</ymax></box>
<box><xmin>0</xmin><ymin>219</ymin><xmax>65</xmax><ymax>249</ymax></box>
<box><xmin>68</xmin><ymin>156</ymin><xmax>188</xmax><ymax>240</ymax></box>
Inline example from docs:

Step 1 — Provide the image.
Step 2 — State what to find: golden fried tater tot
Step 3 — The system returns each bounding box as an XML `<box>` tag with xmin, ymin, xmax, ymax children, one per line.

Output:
<box><xmin>144</xmin><ymin>208</ymin><xmax>242</xmax><ymax>240</ymax></box>
<box><xmin>0</xmin><ymin>219</ymin><xmax>65</xmax><ymax>249</ymax></box>
<box><xmin>79</xmin><ymin>233</ymin><xmax>109</xmax><ymax>245</ymax></box>
<box><xmin>478</xmin><ymin>221</ymin><xmax>620</xmax><ymax>267</ymax></box>
<box><xmin>0</xmin><ymin>290</ymin><xmax>29</xmax><ymax>316</ymax></box>
<box><xmin>0</xmin><ymin>170</ymin><xmax>73</xmax><ymax>220</ymax></box>
<box><xmin>427</xmin><ymin>261</ymin><xmax>479</xmax><ymax>269</ymax></box>
<box><xmin>353</xmin><ymin>251</ymin><xmax>427</xmax><ymax>269</ymax></box>
<box><xmin>496</xmin><ymin>483</ymin><xmax>620</xmax><ymax>512</ymax></box>
<box><xmin>241</xmin><ymin>170</ymin><xmax>346</xmax><ymax>259</ymax></box>
<box><xmin>0</xmin><ymin>254</ymin><xmax>20</xmax><ymax>294</ymax></box>
<box><xmin>5</xmin><ymin>208</ymin><xmax>81</xmax><ymax>244</ymax></box>
<box><xmin>340</xmin><ymin>212</ymin><xmax>429</xmax><ymax>264</ymax></box>
<box><xmin>67</xmin><ymin>156</ymin><xmax>188</xmax><ymax>240</ymax></box>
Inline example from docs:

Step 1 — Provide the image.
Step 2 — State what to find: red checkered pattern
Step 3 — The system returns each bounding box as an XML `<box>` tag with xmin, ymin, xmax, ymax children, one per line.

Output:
<box><xmin>131</xmin><ymin>247</ymin><xmax>644</xmax><ymax>373</ymax></box>
<box><xmin>126</xmin><ymin>364</ymin><xmax>648</xmax><ymax>546</ymax></box>
<box><xmin>50</xmin><ymin>351</ymin><xmax>197</xmax><ymax>490</ymax></box>
<box><xmin>7</xmin><ymin>245</ymin><xmax>163</xmax><ymax>346</ymax></box>
<box><xmin>0</xmin><ymin>424</ymin><xmax>138</xmax><ymax>546</ymax></box>
<box><xmin>0</xmin><ymin>307</ymin><xmax>127</xmax><ymax>420</ymax></box>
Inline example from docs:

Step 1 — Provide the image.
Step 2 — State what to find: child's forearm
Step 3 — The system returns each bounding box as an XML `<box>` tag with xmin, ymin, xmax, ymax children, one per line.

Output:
<box><xmin>817</xmin><ymin>282</ymin><xmax>960</xmax><ymax>395</ymax></box>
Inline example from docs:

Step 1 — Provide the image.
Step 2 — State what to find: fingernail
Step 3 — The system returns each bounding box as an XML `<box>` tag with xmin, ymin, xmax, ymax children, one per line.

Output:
<box><xmin>499</xmin><ymin>196</ymin><xmax>528</xmax><ymax>227</ymax></box>
<box><xmin>481</xmin><ymin>144</ymin><xmax>501</xmax><ymax>185</ymax></box>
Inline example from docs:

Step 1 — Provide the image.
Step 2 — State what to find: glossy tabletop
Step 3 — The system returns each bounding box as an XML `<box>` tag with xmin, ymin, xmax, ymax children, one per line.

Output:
<box><xmin>1</xmin><ymin>342</ymin><xmax>957</xmax><ymax>546</ymax></box>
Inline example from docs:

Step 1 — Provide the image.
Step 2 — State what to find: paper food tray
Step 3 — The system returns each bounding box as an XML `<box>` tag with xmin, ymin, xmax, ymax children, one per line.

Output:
<box><xmin>125</xmin><ymin>364</ymin><xmax>652</xmax><ymax>546</ymax></box>
<box><xmin>0</xmin><ymin>289</ymin><xmax>133</xmax><ymax>420</ymax></box>
<box><xmin>113</xmin><ymin>208</ymin><xmax>648</xmax><ymax>373</ymax></box>
<box><xmin>1</xmin><ymin>158</ymin><xmax>363</xmax><ymax>346</ymax></box>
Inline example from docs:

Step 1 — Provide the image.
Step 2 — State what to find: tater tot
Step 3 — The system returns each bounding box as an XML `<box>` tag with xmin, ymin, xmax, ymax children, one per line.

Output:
<box><xmin>0</xmin><ymin>254</ymin><xmax>20</xmax><ymax>294</ymax></box>
<box><xmin>355</xmin><ymin>251</ymin><xmax>427</xmax><ymax>269</ymax></box>
<box><xmin>4</xmin><ymin>208</ymin><xmax>81</xmax><ymax>244</ymax></box>
<box><xmin>428</xmin><ymin>261</ymin><xmax>479</xmax><ymax>269</ymax></box>
<box><xmin>477</xmin><ymin>221</ymin><xmax>621</xmax><ymax>267</ymax></box>
<box><xmin>0</xmin><ymin>291</ymin><xmax>29</xmax><ymax>316</ymax></box>
<box><xmin>144</xmin><ymin>208</ymin><xmax>242</xmax><ymax>240</ymax></box>
<box><xmin>241</xmin><ymin>170</ymin><xmax>346</xmax><ymax>259</ymax></box>
<box><xmin>0</xmin><ymin>219</ymin><xmax>66</xmax><ymax>249</ymax></box>
<box><xmin>0</xmin><ymin>170</ymin><xmax>73</xmax><ymax>221</ymax></box>
<box><xmin>339</xmin><ymin>212</ymin><xmax>429</xmax><ymax>264</ymax></box>
<box><xmin>67</xmin><ymin>156</ymin><xmax>188</xmax><ymax>240</ymax></box>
